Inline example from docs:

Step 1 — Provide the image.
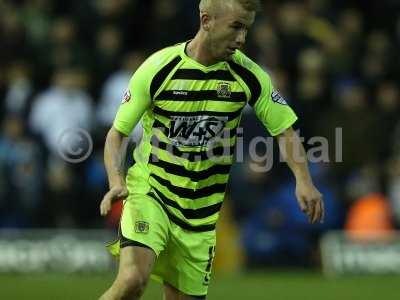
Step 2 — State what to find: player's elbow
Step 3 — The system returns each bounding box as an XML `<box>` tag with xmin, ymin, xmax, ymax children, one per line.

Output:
<box><xmin>106</xmin><ymin>126</ymin><xmax>126</xmax><ymax>143</ymax></box>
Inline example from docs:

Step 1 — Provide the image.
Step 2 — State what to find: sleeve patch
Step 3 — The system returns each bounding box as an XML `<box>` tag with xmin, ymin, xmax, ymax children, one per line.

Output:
<box><xmin>122</xmin><ymin>89</ymin><xmax>131</xmax><ymax>103</ymax></box>
<box><xmin>271</xmin><ymin>90</ymin><xmax>287</xmax><ymax>105</ymax></box>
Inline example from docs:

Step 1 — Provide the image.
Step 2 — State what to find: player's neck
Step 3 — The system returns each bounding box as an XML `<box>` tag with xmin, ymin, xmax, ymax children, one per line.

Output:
<box><xmin>186</xmin><ymin>33</ymin><xmax>219</xmax><ymax>66</ymax></box>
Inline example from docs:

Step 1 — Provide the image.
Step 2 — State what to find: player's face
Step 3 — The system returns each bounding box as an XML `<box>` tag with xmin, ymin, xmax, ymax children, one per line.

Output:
<box><xmin>207</xmin><ymin>3</ymin><xmax>255</xmax><ymax>60</ymax></box>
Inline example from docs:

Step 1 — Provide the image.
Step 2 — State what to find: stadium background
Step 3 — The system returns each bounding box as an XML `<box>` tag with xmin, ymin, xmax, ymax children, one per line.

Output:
<box><xmin>1</xmin><ymin>0</ymin><xmax>400</xmax><ymax>299</ymax></box>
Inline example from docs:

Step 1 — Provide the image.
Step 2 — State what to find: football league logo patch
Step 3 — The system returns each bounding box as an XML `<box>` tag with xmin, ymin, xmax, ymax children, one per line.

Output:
<box><xmin>122</xmin><ymin>89</ymin><xmax>131</xmax><ymax>103</ymax></box>
<box><xmin>271</xmin><ymin>90</ymin><xmax>287</xmax><ymax>105</ymax></box>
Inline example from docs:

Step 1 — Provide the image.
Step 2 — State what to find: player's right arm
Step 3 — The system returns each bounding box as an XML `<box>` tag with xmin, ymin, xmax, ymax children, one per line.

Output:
<box><xmin>100</xmin><ymin>58</ymin><xmax>153</xmax><ymax>216</ymax></box>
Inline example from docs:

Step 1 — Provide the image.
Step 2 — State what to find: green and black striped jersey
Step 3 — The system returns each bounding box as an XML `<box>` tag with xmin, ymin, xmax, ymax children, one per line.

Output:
<box><xmin>113</xmin><ymin>41</ymin><xmax>297</xmax><ymax>232</ymax></box>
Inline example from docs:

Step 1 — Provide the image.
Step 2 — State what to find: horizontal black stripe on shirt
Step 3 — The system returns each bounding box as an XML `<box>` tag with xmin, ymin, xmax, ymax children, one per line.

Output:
<box><xmin>155</xmin><ymin>90</ymin><xmax>246</xmax><ymax>103</ymax></box>
<box><xmin>171</xmin><ymin>69</ymin><xmax>235</xmax><ymax>81</ymax></box>
<box><xmin>151</xmin><ymin>186</ymin><xmax>223</xmax><ymax>219</ymax></box>
<box><xmin>150</xmin><ymin>135</ymin><xmax>235</xmax><ymax>162</ymax></box>
<box><xmin>149</xmin><ymin>154</ymin><xmax>232</xmax><ymax>181</ymax></box>
<box><xmin>153</xmin><ymin>106</ymin><xmax>243</xmax><ymax>121</ymax></box>
<box><xmin>147</xmin><ymin>192</ymin><xmax>216</xmax><ymax>232</ymax></box>
<box><xmin>150</xmin><ymin>173</ymin><xmax>227</xmax><ymax>199</ymax></box>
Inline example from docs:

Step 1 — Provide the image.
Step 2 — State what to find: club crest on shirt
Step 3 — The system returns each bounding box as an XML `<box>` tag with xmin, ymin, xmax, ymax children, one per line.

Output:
<box><xmin>271</xmin><ymin>90</ymin><xmax>287</xmax><ymax>105</ymax></box>
<box><xmin>121</xmin><ymin>89</ymin><xmax>131</xmax><ymax>103</ymax></box>
<box><xmin>135</xmin><ymin>221</ymin><xmax>149</xmax><ymax>234</ymax></box>
<box><xmin>216</xmin><ymin>82</ymin><xmax>231</xmax><ymax>98</ymax></box>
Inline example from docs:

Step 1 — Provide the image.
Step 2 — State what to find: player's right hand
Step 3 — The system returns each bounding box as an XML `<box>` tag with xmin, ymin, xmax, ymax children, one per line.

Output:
<box><xmin>100</xmin><ymin>185</ymin><xmax>129</xmax><ymax>216</ymax></box>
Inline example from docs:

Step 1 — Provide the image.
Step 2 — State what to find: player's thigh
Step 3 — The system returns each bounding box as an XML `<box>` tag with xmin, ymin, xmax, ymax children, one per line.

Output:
<box><xmin>116</xmin><ymin>245</ymin><xmax>156</xmax><ymax>285</ymax></box>
<box><xmin>163</xmin><ymin>282</ymin><xmax>206</xmax><ymax>300</ymax></box>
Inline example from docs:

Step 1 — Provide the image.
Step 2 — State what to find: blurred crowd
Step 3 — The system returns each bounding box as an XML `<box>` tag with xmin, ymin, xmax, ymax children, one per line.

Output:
<box><xmin>0</xmin><ymin>0</ymin><xmax>400</xmax><ymax>266</ymax></box>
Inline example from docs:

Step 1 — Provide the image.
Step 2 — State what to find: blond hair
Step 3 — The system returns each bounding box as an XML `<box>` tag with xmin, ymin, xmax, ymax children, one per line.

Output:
<box><xmin>199</xmin><ymin>0</ymin><xmax>261</xmax><ymax>14</ymax></box>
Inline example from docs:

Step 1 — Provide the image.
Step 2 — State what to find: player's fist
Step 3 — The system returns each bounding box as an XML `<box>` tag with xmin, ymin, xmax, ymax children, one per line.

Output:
<box><xmin>295</xmin><ymin>182</ymin><xmax>324</xmax><ymax>224</ymax></box>
<box><xmin>100</xmin><ymin>185</ymin><xmax>129</xmax><ymax>216</ymax></box>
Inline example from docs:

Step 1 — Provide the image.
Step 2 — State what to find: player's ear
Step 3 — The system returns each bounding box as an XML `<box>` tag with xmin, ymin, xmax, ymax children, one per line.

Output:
<box><xmin>200</xmin><ymin>12</ymin><xmax>212</xmax><ymax>31</ymax></box>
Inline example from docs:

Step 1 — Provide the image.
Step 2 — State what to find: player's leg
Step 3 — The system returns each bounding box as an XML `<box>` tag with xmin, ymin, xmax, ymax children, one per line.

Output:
<box><xmin>163</xmin><ymin>282</ymin><xmax>206</xmax><ymax>300</ymax></box>
<box><xmin>101</xmin><ymin>190</ymin><xmax>170</xmax><ymax>299</ymax></box>
<box><xmin>100</xmin><ymin>245</ymin><xmax>156</xmax><ymax>300</ymax></box>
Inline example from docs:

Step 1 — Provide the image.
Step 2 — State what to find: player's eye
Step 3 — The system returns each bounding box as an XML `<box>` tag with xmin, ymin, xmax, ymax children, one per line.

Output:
<box><xmin>230</xmin><ymin>24</ymin><xmax>243</xmax><ymax>30</ymax></box>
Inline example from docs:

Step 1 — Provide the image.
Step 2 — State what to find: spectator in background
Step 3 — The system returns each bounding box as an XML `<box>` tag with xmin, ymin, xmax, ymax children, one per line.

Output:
<box><xmin>4</xmin><ymin>61</ymin><xmax>34</xmax><ymax>118</ymax></box>
<box><xmin>362</xmin><ymin>31</ymin><xmax>393</xmax><ymax>85</ymax></box>
<box><xmin>0</xmin><ymin>114</ymin><xmax>43</xmax><ymax>227</ymax></box>
<box><xmin>21</xmin><ymin>0</ymin><xmax>53</xmax><ymax>51</ymax></box>
<box><xmin>242</xmin><ymin>162</ymin><xmax>343</xmax><ymax>267</ymax></box>
<box><xmin>295</xmin><ymin>47</ymin><xmax>328</xmax><ymax>137</ymax></box>
<box><xmin>316</xmin><ymin>81</ymin><xmax>381</xmax><ymax>178</ymax></box>
<box><xmin>96</xmin><ymin>51</ymin><xmax>145</xmax><ymax>129</ymax></box>
<box><xmin>150</xmin><ymin>0</ymin><xmax>184</xmax><ymax>48</ymax></box>
<box><xmin>375</xmin><ymin>81</ymin><xmax>399</xmax><ymax>160</ymax></box>
<box><xmin>0</xmin><ymin>3</ymin><xmax>28</xmax><ymax>68</ymax></box>
<box><xmin>28</xmin><ymin>67</ymin><xmax>94</xmax><ymax>227</ymax></box>
<box><xmin>29</xmin><ymin>67</ymin><xmax>93</xmax><ymax>157</ymax></box>
<box><xmin>48</xmin><ymin>17</ymin><xmax>90</xmax><ymax>71</ymax></box>
<box><xmin>387</xmin><ymin>157</ymin><xmax>400</xmax><ymax>226</ymax></box>
<box><xmin>93</xmin><ymin>25</ymin><xmax>123</xmax><ymax>86</ymax></box>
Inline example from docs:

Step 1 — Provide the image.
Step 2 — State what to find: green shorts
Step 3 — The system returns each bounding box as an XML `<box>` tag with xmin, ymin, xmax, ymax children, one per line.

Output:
<box><xmin>107</xmin><ymin>192</ymin><xmax>216</xmax><ymax>297</ymax></box>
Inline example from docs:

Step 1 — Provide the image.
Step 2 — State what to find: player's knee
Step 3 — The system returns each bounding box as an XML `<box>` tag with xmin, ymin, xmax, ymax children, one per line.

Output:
<box><xmin>117</xmin><ymin>269</ymin><xmax>148</xmax><ymax>298</ymax></box>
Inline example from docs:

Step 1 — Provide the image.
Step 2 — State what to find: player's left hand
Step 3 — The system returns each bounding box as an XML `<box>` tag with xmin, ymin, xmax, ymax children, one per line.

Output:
<box><xmin>295</xmin><ymin>181</ymin><xmax>324</xmax><ymax>224</ymax></box>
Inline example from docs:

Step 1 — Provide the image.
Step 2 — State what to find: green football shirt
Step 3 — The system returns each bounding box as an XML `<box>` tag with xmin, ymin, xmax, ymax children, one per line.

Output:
<box><xmin>113</xmin><ymin>41</ymin><xmax>297</xmax><ymax>232</ymax></box>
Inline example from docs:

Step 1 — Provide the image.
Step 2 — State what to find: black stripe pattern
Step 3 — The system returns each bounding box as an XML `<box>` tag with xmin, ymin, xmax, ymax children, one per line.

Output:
<box><xmin>155</xmin><ymin>90</ymin><xmax>246</xmax><ymax>102</ymax></box>
<box><xmin>228</xmin><ymin>61</ymin><xmax>261</xmax><ymax>106</ymax></box>
<box><xmin>149</xmin><ymin>154</ymin><xmax>231</xmax><ymax>181</ymax></box>
<box><xmin>150</xmin><ymin>135</ymin><xmax>235</xmax><ymax>162</ymax></box>
<box><xmin>150</xmin><ymin>56</ymin><xmax>182</xmax><ymax>100</ymax></box>
<box><xmin>153</xmin><ymin>106</ymin><xmax>243</xmax><ymax>121</ymax></box>
<box><xmin>147</xmin><ymin>192</ymin><xmax>217</xmax><ymax>232</ymax></box>
<box><xmin>150</xmin><ymin>174</ymin><xmax>226</xmax><ymax>199</ymax></box>
<box><xmin>151</xmin><ymin>186</ymin><xmax>223</xmax><ymax>219</ymax></box>
<box><xmin>172</xmin><ymin>69</ymin><xmax>235</xmax><ymax>81</ymax></box>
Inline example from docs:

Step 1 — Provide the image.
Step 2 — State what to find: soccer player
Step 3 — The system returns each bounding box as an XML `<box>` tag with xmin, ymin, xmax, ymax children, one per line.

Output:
<box><xmin>99</xmin><ymin>0</ymin><xmax>324</xmax><ymax>299</ymax></box>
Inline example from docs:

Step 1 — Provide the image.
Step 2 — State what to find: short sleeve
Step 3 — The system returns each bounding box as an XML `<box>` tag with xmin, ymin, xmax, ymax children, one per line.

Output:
<box><xmin>113</xmin><ymin>63</ymin><xmax>152</xmax><ymax>136</ymax></box>
<box><xmin>252</xmin><ymin>71</ymin><xmax>298</xmax><ymax>136</ymax></box>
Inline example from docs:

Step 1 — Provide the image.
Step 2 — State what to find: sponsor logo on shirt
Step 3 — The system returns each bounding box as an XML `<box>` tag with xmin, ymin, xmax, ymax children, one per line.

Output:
<box><xmin>173</xmin><ymin>90</ymin><xmax>188</xmax><ymax>96</ymax></box>
<box><xmin>122</xmin><ymin>89</ymin><xmax>131</xmax><ymax>103</ymax></box>
<box><xmin>271</xmin><ymin>90</ymin><xmax>287</xmax><ymax>105</ymax></box>
<box><xmin>168</xmin><ymin>115</ymin><xmax>228</xmax><ymax>147</ymax></box>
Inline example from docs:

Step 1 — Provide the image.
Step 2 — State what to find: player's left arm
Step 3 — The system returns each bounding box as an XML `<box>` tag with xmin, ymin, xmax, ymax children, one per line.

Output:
<box><xmin>277</xmin><ymin>127</ymin><xmax>324</xmax><ymax>223</ymax></box>
<box><xmin>250</xmin><ymin>64</ymin><xmax>324</xmax><ymax>223</ymax></box>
